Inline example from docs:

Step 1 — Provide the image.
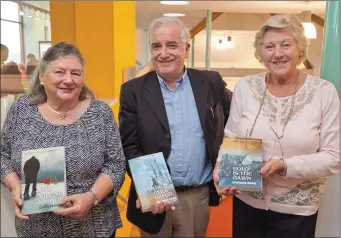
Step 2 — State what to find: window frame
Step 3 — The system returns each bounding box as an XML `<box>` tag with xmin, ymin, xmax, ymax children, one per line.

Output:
<box><xmin>0</xmin><ymin>1</ymin><xmax>24</xmax><ymax>63</ymax></box>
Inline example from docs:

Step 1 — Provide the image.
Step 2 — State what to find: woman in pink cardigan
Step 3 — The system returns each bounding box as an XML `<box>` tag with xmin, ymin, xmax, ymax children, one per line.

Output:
<box><xmin>214</xmin><ymin>14</ymin><xmax>340</xmax><ymax>238</ymax></box>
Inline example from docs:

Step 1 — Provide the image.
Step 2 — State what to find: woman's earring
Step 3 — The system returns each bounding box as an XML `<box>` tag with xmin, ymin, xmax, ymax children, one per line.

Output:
<box><xmin>40</xmin><ymin>82</ymin><xmax>44</xmax><ymax>85</ymax></box>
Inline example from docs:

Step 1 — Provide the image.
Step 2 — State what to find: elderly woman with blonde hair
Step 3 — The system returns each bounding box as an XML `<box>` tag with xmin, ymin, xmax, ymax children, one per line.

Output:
<box><xmin>1</xmin><ymin>42</ymin><xmax>126</xmax><ymax>237</ymax></box>
<box><xmin>214</xmin><ymin>15</ymin><xmax>340</xmax><ymax>238</ymax></box>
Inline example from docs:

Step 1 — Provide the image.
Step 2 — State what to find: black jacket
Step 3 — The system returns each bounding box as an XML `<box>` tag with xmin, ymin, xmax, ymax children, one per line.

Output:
<box><xmin>23</xmin><ymin>156</ymin><xmax>40</xmax><ymax>183</ymax></box>
<box><xmin>119</xmin><ymin>68</ymin><xmax>232</xmax><ymax>234</ymax></box>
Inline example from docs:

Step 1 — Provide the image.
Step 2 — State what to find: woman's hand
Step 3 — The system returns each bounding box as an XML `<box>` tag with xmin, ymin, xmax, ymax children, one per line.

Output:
<box><xmin>136</xmin><ymin>199</ymin><xmax>175</xmax><ymax>214</ymax></box>
<box><xmin>213</xmin><ymin>161</ymin><xmax>239</xmax><ymax>196</ymax></box>
<box><xmin>261</xmin><ymin>159</ymin><xmax>287</xmax><ymax>179</ymax></box>
<box><xmin>53</xmin><ymin>192</ymin><xmax>94</xmax><ymax>219</ymax></box>
<box><xmin>11</xmin><ymin>181</ymin><xmax>30</xmax><ymax>220</ymax></box>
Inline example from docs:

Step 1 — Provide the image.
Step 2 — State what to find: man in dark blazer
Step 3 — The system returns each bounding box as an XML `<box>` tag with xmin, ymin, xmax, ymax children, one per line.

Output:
<box><xmin>119</xmin><ymin>16</ymin><xmax>232</xmax><ymax>237</ymax></box>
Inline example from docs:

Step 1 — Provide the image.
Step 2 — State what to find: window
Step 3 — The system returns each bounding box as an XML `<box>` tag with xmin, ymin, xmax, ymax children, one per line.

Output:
<box><xmin>1</xmin><ymin>1</ymin><xmax>22</xmax><ymax>64</ymax></box>
<box><xmin>1</xmin><ymin>20</ymin><xmax>22</xmax><ymax>64</ymax></box>
<box><xmin>1</xmin><ymin>1</ymin><xmax>19</xmax><ymax>22</ymax></box>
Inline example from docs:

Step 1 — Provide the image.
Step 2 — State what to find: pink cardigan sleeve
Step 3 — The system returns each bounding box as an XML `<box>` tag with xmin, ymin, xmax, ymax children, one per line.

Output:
<box><xmin>285</xmin><ymin>83</ymin><xmax>340</xmax><ymax>179</ymax></box>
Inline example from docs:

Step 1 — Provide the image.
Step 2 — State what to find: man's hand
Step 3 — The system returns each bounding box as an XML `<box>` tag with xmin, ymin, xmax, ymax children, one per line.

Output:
<box><xmin>136</xmin><ymin>199</ymin><xmax>175</xmax><ymax>214</ymax></box>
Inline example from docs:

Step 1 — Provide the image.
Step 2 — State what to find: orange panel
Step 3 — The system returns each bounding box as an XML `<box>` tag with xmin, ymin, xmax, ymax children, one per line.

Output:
<box><xmin>206</xmin><ymin>196</ymin><xmax>233</xmax><ymax>238</ymax></box>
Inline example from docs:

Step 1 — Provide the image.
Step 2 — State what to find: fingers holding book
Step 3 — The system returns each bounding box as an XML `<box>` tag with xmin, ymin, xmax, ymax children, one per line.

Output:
<box><xmin>213</xmin><ymin>162</ymin><xmax>240</xmax><ymax>196</ymax></box>
<box><xmin>136</xmin><ymin>198</ymin><xmax>175</xmax><ymax>214</ymax></box>
<box><xmin>11</xmin><ymin>184</ymin><xmax>30</xmax><ymax>220</ymax></box>
<box><xmin>53</xmin><ymin>193</ymin><xmax>93</xmax><ymax>219</ymax></box>
<box><xmin>151</xmin><ymin>201</ymin><xmax>176</xmax><ymax>214</ymax></box>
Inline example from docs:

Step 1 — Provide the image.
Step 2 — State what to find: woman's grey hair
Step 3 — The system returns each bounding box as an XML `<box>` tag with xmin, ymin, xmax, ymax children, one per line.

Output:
<box><xmin>147</xmin><ymin>16</ymin><xmax>190</xmax><ymax>47</ymax></box>
<box><xmin>27</xmin><ymin>42</ymin><xmax>95</xmax><ymax>104</ymax></box>
<box><xmin>254</xmin><ymin>14</ymin><xmax>308</xmax><ymax>65</ymax></box>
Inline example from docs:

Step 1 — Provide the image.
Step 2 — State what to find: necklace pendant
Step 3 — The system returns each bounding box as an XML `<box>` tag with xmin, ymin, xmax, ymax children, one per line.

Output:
<box><xmin>60</xmin><ymin>115</ymin><xmax>66</xmax><ymax>120</ymax></box>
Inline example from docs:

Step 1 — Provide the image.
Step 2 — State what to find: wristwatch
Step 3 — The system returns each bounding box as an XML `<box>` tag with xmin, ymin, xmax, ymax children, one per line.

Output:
<box><xmin>88</xmin><ymin>189</ymin><xmax>99</xmax><ymax>206</ymax></box>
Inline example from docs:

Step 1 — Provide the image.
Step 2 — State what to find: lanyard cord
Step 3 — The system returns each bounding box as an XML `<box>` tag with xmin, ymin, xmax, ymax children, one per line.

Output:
<box><xmin>248</xmin><ymin>70</ymin><xmax>300</xmax><ymax>138</ymax></box>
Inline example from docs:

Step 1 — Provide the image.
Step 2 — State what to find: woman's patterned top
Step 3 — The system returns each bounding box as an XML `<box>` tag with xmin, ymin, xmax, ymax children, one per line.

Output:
<box><xmin>1</xmin><ymin>95</ymin><xmax>126</xmax><ymax>237</ymax></box>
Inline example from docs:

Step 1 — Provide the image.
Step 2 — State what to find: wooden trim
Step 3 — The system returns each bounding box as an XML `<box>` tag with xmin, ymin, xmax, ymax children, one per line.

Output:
<box><xmin>189</xmin><ymin>12</ymin><xmax>223</xmax><ymax>38</ymax></box>
<box><xmin>122</xmin><ymin>66</ymin><xmax>136</xmax><ymax>83</ymax></box>
<box><xmin>271</xmin><ymin>13</ymin><xmax>324</xmax><ymax>28</ymax></box>
<box><xmin>302</xmin><ymin>59</ymin><xmax>314</xmax><ymax>69</ymax></box>
<box><xmin>311</xmin><ymin>14</ymin><xmax>324</xmax><ymax>27</ymax></box>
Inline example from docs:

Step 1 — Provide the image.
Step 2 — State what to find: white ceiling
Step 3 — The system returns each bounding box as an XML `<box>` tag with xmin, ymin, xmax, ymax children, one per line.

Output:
<box><xmin>21</xmin><ymin>1</ymin><xmax>326</xmax><ymax>31</ymax></box>
<box><xmin>136</xmin><ymin>1</ymin><xmax>326</xmax><ymax>29</ymax></box>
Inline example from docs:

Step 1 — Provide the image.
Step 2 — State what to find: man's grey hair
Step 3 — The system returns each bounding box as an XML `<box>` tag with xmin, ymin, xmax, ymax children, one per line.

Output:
<box><xmin>147</xmin><ymin>16</ymin><xmax>190</xmax><ymax>47</ymax></box>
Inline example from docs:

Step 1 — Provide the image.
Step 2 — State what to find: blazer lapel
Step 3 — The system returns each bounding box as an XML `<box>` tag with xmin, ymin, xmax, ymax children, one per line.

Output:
<box><xmin>188</xmin><ymin>69</ymin><xmax>209</xmax><ymax>129</ymax></box>
<box><xmin>143</xmin><ymin>72</ymin><xmax>170</xmax><ymax>133</ymax></box>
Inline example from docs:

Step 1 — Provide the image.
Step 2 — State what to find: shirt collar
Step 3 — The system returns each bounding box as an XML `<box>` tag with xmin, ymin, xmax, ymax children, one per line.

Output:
<box><xmin>157</xmin><ymin>68</ymin><xmax>188</xmax><ymax>91</ymax></box>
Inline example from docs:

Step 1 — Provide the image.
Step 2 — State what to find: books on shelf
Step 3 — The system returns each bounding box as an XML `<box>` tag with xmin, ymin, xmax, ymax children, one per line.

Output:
<box><xmin>21</xmin><ymin>147</ymin><xmax>67</xmax><ymax>215</ymax></box>
<box><xmin>218</xmin><ymin>138</ymin><xmax>262</xmax><ymax>191</ymax></box>
<box><xmin>128</xmin><ymin>152</ymin><xmax>179</xmax><ymax>213</ymax></box>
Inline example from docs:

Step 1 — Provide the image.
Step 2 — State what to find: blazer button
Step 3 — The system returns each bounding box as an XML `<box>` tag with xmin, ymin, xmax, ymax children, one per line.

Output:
<box><xmin>165</xmin><ymin>133</ymin><xmax>170</xmax><ymax>139</ymax></box>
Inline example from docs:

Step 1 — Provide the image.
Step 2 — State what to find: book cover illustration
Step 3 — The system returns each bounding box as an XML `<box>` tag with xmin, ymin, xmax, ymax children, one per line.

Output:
<box><xmin>21</xmin><ymin>147</ymin><xmax>67</xmax><ymax>215</ymax></box>
<box><xmin>218</xmin><ymin>138</ymin><xmax>262</xmax><ymax>191</ymax></box>
<box><xmin>128</xmin><ymin>152</ymin><xmax>179</xmax><ymax>213</ymax></box>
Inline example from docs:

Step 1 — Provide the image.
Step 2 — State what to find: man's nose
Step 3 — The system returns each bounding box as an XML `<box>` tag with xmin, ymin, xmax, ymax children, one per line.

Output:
<box><xmin>160</xmin><ymin>46</ymin><xmax>169</xmax><ymax>58</ymax></box>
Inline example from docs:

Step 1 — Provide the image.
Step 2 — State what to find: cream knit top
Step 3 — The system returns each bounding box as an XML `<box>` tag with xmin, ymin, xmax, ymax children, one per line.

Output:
<box><xmin>220</xmin><ymin>73</ymin><xmax>340</xmax><ymax>216</ymax></box>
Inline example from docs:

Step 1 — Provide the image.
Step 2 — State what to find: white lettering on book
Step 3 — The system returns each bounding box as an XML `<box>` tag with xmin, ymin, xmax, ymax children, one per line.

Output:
<box><xmin>232</xmin><ymin>167</ymin><xmax>252</xmax><ymax>181</ymax></box>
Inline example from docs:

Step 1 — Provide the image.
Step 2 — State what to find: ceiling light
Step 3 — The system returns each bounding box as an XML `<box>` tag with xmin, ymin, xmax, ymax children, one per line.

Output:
<box><xmin>163</xmin><ymin>13</ymin><xmax>185</xmax><ymax>17</ymax></box>
<box><xmin>160</xmin><ymin>1</ymin><xmax>189</xmax><ymax>5</ymax></box>
<box><xmin>226</xmin><ymin>36</ymin><xmax>234</xmax><ymax>49</ymax></box>
<box><xmin>300</xmin><ymin>6</ymin><xmax>317</xmax><ymax>39</ymax></box>
<box><xmin>216</xmin><ymin>39</ymin><xmax>225</xmax><ymax>50</ymax></box>
<box><xmin>302</xmin><ymin>22</ymin><xmax>317</xmax><ymax>39</ymax></box>
<box><xmin>215</xmin><ymin>36</ymin><xmax>234</xmax><ymax>50</ymax></box>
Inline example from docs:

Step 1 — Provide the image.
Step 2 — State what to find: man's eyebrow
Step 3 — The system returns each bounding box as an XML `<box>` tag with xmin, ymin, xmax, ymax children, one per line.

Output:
<box><xmin>151</xmin><ymin>42</ymin><xmax>161</xmax><ymax>46</ymax></box>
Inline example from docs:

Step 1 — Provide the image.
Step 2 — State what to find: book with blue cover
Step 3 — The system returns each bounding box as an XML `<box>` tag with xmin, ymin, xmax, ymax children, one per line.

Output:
<box><xmin>128</xmin><ymin>152</ymin><xmax>179</xmax><ymax>213</ymax></box>
<box><xmin>21</xmin><ymin>147</ymin><xmax>67</xmax><ymax>215</ymax></box>
<box><xmin>218</xmin><ymin>138</ymin><xmax>262</xmax><ymax>191</ymax></box>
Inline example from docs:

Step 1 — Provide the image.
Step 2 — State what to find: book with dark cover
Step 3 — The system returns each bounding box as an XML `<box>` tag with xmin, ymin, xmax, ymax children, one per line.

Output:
<box><xmin>128</xmin><ymin>152</ymin><xmax>179</xmax><ymax>213</ymax></box>
<box><xmin>21</xmin><ymin>147</ymin><xmax>67</xmax><ymax>215</ymax></box>
<box><xmin>218</xmin><ymin>138</ymin><xmax>262</xmax><ymax>191</ymax></box>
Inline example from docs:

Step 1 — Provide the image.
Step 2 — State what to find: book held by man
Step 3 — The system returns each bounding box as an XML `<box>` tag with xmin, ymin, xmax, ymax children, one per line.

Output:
<box><xmin>218</xmin><ymin>138</ymin><xmax>262</xmax><ymax>191</ymax></box>
<box><xmin>21</xmin><ymin>147</ymin><xmax>67</xmax><ymax>215</ymax></box>
<box><xmin>128</xmin><ymin>152</ymin><xmax>179</xmax><ymax>213</ymax></box>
